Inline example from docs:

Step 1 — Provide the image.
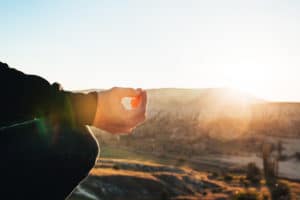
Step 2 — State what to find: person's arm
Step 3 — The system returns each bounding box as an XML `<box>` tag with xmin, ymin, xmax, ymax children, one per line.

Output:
<box><xmin>0</xmin><ymin>62</ymin><xmax>97</xmax><ymax>128</ymax></box>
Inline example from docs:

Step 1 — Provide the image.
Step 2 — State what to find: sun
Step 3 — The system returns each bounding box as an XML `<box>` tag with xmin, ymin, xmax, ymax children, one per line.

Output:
<box><xmin>225</xmin><ymin>65</ymin><xmax>269</xmax><ymax>98</ymax></box>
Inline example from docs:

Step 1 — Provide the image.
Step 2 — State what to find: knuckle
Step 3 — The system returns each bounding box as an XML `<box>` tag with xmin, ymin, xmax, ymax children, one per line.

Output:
<box><xmin>112</xmin><ymin>130</ymin><xmax>121</xmax><ymax>135</ymax></box>
<box><xmin>128</xmin><ymin>119</ymin><xmax>137</xmax><ymax>127</ymax></box>
<box><xmin>109</xmin><ymin>127</ymin><xmax>121</xmax><ymax>134</ymax></box>
<box><xmin>109</xmin><ymin>129</ymin><xmax>117</xmax><ymax>134</ymax></box>
<box><xmin>136</xmin><ymin>112</ymin><xmax>146</xmax><ymax>121</ymax></box>
<box><xmin>141</xmin><ymin>115</ymin><xmax>146</xmax><ymax>122</ymax></box>
<box><xmin>124</xmin><ymin>129</ymin><xmax>131</xmax><ymax>134</ymax></box>
<box><xmin>111</xmin><ymin>87</ymin><xmax>119</xmax><ymax>92</ymax></box>
<box><xmin>121</xmin><ymin>115</ymin><xmax>130</xmax><ymax>123</ymax></box>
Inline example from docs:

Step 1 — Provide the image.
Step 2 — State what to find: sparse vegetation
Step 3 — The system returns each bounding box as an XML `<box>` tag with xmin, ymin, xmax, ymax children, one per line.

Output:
<box><xmin>112</xmin><ymin>164</ymin><xmax>120</xmax><ymax>170</ymax></box>
<box><xmin>224</xmin><ymin>174</ymin><xmax>233</xmax><ymax>182</ymax></box>
<box><xmin>246</xmin><ymin>162</ymin><xmax>262</xmax><ymax>184</ymax></box>
<box><xmin>233</xmin><ymin>190</ymin><xmax>259</xmax><ymax>200</ymax></box>
<box><xmin>262</xmin><ymin>142</ymin><xmax>278</xmax><ymax>184</ymax></box>
<box><xmin>262</xmin><ymin>194</ymin><xmax>269</xmax><ymax>200</ymax></box>
<box><xmin>262</xmin><ymin>143</ymin><xmax>292</xmax><ymax>200</ymax></box>
<box><xmin>177</xmin><ymin>157</ymin><xmax>186</xmax><ymax>165</ymax></box>
<box><xmin>211</xmin><ymin>171</ymin><xmax>219</xmax><ymax>179</ymax></box>
<box><xmin>270</xmin><ymin>182</ymin><xmax>291</xmax><ymax>200</ymax></box>
<box><xmin>295</xmin><ymin>152</ymin><xmax>300</xmax><ymax>161</ymax></box>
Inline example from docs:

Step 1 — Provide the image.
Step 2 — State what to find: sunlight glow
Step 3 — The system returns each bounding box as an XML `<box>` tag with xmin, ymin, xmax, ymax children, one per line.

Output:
<box><xmin>225</xmin><ymin>66</ymin><xmax>272</xmax><ymax>100</ymax></box>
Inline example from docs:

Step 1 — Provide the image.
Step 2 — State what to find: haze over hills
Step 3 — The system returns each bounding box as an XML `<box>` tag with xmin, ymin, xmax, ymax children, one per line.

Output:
<box><xmin>146</xmin><ymin>88</ymin><xmax>264</xmax><ymax>118</ymax></box>
<box><xmin>145</xmin><ymin>88</ymin><xmax>300</xmax><ymax>137</ymax></box>
<box><xmin>82</xmin><ymin>88</ymin><xmax>300</xmax><ymax>138</ymax></box>
<box><xmin>80</xmin><ymin>87</ymin><xmax>264</xmax><ymax>117</ymax></box>
<box><xmin>90</xmin><ymin>88</ymin><xmax>300</xmax><ymax>163</ymax></box>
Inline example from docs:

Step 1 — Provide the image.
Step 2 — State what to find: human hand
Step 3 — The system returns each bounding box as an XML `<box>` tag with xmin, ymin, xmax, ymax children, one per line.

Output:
<box><xmin>93</xmin><ymin>87</ymin><xmax>147</xmax><ymax>134</ymax></box>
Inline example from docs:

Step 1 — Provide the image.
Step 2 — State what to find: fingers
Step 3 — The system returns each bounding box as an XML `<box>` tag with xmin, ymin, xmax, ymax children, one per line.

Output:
<box><xmin>119</xmin><ymin>106</ymin><xmax>146</xmax><ymax>129</ymax></box>
<box><xmin>125</xmin><ymin>90</ymin><xmax>146</xmax><ymax>111</ymax></box>
<box><xmin>108</xmin><ymin>112</ymin><xmax>145</xmax><ymax>134</ymax></box>
<box><xmin>115</xmin><ymin>87</ymin><xmax>145</xmax><ymax>112</ymax></box>
<box><xmin>105</xmin><ymin>87</ymin><xmax>147</xmax><ymax>135</ymax></box>
<box><xmin>112</xmin><ymin>87</ymin><xmax>141</xmax><ymax>98</ymax></box>
<box><xmin>123</xmin><ymin>92</ymin><xmax>147</xmax><ymax>129</ymax></box>
<box><xmin>139</xmin><ymin>90</ymin><xmax>147</xmax><ymax>111</ymax></box>
<box><xmin>108</xmin><ymin>124</ymin><xmax>133</xmax><ymax>135</ymax></box>
<box><xmin>130</xmin><ymin>90</ymin><xmax>147</xmax><ymax>113</ymax></box>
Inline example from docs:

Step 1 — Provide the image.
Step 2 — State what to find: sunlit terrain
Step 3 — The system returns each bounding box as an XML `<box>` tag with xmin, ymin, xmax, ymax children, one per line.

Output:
<box><xmin>67</xmin><ymin>88</ymin><xmax>300</xmax><ymax>200</ymax></box>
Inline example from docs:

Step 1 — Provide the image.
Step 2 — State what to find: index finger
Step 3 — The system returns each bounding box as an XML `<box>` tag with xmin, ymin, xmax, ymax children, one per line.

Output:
<box><xmin>125</xmin><ymin>90</ymin><xmax>147</xmax><ymax>116</ymax></box>
<box><xmin>113</xmin><ymin>87</ymin><xmax>141</xmax><ymax>98</ymax></box>
<box><xmin>138</xmin><ymin>90</ymin><xmax>147</xmax><ymax>111</ymax></box>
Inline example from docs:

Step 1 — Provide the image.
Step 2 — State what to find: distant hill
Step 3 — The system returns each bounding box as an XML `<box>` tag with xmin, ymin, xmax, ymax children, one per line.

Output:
<box><xmin>78</xmin><ymin>87</ymin><xmax>264</xmax><ymax>117</ymax></box>
<box><xmin>84</xmin><ymin>88</ymin><xmax>300</xmax><ymax>140</ymax></box>
<box><xmin>146</xmin><ymin>88</ymin><xmax>264</xmax><ymax>118</ymax></box>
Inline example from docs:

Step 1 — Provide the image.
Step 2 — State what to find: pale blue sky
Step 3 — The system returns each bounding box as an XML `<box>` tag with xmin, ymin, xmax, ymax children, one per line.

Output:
<box><xmin>1</xmin><ymin>0</ymin><xmax>300</xmax><ymax>101</ymax></box>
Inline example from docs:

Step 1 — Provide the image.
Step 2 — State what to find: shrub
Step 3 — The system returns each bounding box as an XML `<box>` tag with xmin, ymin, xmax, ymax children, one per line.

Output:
<box><xmin>233</xmin><ymin>191</ymin><xmax>259</xmax><ymax>200</ymax></box>
<box><xmin>295</xmin><ymin>152</ymin><xmax>300</xmax><ymax>161</ymax></box>
<box><xmin>239</xmin><ymin>177</ymin><xmax>245</xmax><ymax>183</ymax></box>
<box><xmin>211</xmin><ymin>188</ymin><xmax>221</xmax><ymax>193</ymax></box>
<box><xmin>246</xmin><ymin>162</ymin><xmax>262</xmax><ymax>184</ymax></box>
<box><xmin>208</xmin><ymin>171</ymin><xmax>219</xmax><ymax>180</ymax></box>
<box><xmin>212</xmin><ymin>171</ymin><xmax>219</xmax><ymax>177</ymax></box>
<box><xmin>262</xmin><ymin>194</ymin><xmax>269</xmax><ymax>200</ymax></box>
<box><xmin>177</xmin><ymin>157</ymin><xmax>186</xmax><ymax>163</ymax></box>
<box><xmin>112</xmin><ymin>164</ymin><xmax>120</xmax><ymax>170</ymax></box>
<box><xmin>175</xmin><ymin>157</ymin><xmax>186</xmax><ymax>167</ymax></box>
<box><xmin>262</xmin><ymin>143</ymin><xmax>278</xmax><ymax>183</ymax></box>
<box><xmin>224</xmin><ymin>174</ymin><xmax>233</xmax><ymax>182</ymax></box>
<box><xmin>160</xmin><ymin>190</ymin><xmax>169</xmax><ymax>200</ymax></box>
<box><xmin>270</xmin><ymin>182</ymin><xmax>291</xmax><ymax>200</ymax></box>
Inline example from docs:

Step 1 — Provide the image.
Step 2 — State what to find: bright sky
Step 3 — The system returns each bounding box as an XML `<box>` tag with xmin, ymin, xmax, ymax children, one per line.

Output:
<box><xmin>1</xmin><ymin>0</ymin><xmax>300</xmax><ymax>101</ymax></box>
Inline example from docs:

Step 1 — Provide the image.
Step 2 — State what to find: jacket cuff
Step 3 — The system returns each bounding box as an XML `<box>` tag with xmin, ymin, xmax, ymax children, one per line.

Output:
<box><xmin>69</xmin><ymin>91</ymin><xmax>98</xmax><ymax>127</ymax></box>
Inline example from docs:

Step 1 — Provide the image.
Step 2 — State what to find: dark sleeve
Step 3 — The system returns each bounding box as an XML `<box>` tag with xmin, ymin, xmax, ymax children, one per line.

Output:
<box><xmin>0</xmin><ymin>62</ymin><xmax>98</xmax><ymax>128</ymax></box>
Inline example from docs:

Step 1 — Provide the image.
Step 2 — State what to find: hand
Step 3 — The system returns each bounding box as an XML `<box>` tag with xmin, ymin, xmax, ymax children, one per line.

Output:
<box><xmin>93</xmin><ymin>87</ymin><xmax>147</xmax><ymax>134</ymax></box>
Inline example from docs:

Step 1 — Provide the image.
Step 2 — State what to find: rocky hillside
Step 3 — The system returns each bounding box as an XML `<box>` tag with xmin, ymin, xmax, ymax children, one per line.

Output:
<box><xmin>69</xmin><ymin>158</ymin><xmax>234</xmax><ymax>200</ymax></box>
<box><xmin>68</xmin><ymin>157</ymin><xmax>300</xmax><ymax>200</ymax></box>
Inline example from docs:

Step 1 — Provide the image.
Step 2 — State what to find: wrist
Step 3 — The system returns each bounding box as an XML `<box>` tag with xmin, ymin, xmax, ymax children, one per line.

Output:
<box><xmin>93</xmin><ymin>92</ymin><xmax>105</xmax><ymax>127</ymax></box>
<box><xmin>93</xmin><ymin>92</ymin><xmax>101</xmax><ymax>126</ymax></box>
